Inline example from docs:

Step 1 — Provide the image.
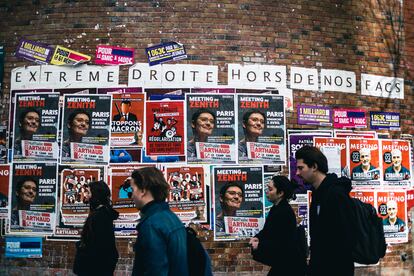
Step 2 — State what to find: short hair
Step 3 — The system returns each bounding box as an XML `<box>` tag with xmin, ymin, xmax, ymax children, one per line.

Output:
<box><xmin>360</xmin><ymin>148</ymin><xmax>371</xmax><ymax>156</ymax></box>
<box><xmin>191</xmin><ymin>109</ymin><xmax>216</xmax><ymax>128</ymax></box>
<box><xmin>391</xmin><ymin>149</ymin><xmax>402</xmax><ymax>157</ymax></box>
<box><xmin>19</xmin><ymin>108</ymin><xmax>41</xmax><ymax>127</ymax></box>
<box><xmin>271</xmin><ymin>175</ymin><xmax>297</xmax><ymax>201</ymax></box>
<box><xmin>131</xmin><ymin>167</ymin><xmax>169</xmax><ymax>201</ymax></box>
<box><xmin>219</xmin><ymin>182</ymin><xmax>244</xmax><ymax>199</ymax></box>
<box><xmin>16</xmin><ymin>177</ymin><xmax>37</xmax><ymax>194</ymax></box>
<box><xmin>295</xmin><ymin>145</ymin><xmax>329</xmax><ymax>174</ymax></box>
<box><xmin>242</xmin><ymin>109</ymin><xmax>265</xmax><ymax>126</ymax></box>
<box><xmin>387</xmin><ymin>200</ymin><xmax>398</xmax><ymax>209</ymax></box>
<box><xmin>67</xmin><ymin>109</ymin><xmax>91</xmax><ymax>127</ymax></box>
<box><xmin>121</xmin><ymin>99</ymin><xmax>131</xmax><ymax>105</ymax></box>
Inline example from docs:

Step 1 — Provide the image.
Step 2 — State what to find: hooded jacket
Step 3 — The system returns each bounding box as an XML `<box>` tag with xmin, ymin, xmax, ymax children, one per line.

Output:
<box><xmin>308</xmin><ymin>174</ymin><xmax>356</xmax><ymax>276</ymax></box>
<box><xmin>74</xmin><ymin>205</ymin><xmax>119</xmax><ymax>276</ymax></box>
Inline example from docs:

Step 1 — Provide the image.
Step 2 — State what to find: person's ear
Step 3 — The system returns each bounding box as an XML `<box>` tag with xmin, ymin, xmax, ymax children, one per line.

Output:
<box><xmin>277</xmin><ymin>190</ymin><xmax>285</xmax><ymax>198</ymax></box>
<box><xmin>311</xmin><ymin>163</ymin><xmax>318</xmax><ymax>172</ymax></box>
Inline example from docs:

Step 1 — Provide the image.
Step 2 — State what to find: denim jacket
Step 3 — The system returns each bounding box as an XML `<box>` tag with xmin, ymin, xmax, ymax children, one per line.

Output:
<box><xmin>132</xmin><ymin>201</ymin><xmax>188</xmax><ymax>276</ymax></box>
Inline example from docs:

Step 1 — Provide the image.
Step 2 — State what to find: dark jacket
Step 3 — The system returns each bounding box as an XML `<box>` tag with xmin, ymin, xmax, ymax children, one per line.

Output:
<box><xmin>132</xmin><ymin>201</ymin><xmax>188</xmax><ymax>276</ymax></box>
<box><xmin>252</xmin><ymin>199</ymin><xmax>305</xmax><ymax>276</ymax></box>
<box><xmin>308</xmin><ymin>174</ymin><xmax>356</xmax><ymax>276</ymax></box>
<box><xmin>73</xmin><ymin>205</ymin><xmax>119</xmax><ymax>276</ymax></box>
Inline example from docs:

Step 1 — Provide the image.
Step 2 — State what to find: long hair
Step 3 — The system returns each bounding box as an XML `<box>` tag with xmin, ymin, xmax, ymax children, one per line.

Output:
<box><xmin>80</xmin><ymin>181</ymin><xmax>112</xmax><ymax>246</ymax></box>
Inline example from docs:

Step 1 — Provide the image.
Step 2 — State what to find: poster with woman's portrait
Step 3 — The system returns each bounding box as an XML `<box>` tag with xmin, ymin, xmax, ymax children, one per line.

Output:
<box><xmin>8</xmin><ymin>162</ymin><xmax>57</xmax><ymax>235</ymax></box>
<box><xmin>237</xmin><ymin>94</ymin><xmax>286</xmax><ymax>165</ymax></box>
<box><xmin>213</xmin><ymin>166</ymin><xmax>264</xmax><ymax>241</ymax></box>
<box><xmin>186</xmin><ymin>93</ymin><xmax>236</xmax><ymax>164</ymax></box>
<box><xmin>12</xmin><ymin>93</ymin><xmax>60</xmax><ymax>162</ymax></box>
<box><xmin>60</xmin><ymin>94</ymin><xmax>111</xmax><ymax>165</ymax></box>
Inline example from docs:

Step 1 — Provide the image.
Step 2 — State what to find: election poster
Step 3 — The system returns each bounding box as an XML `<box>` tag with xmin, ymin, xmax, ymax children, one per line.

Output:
<box><xmin>237</xmin><ymin>94</ymin><xmax>286</xmax><ymax>164</ymax></box>
<box><xmin>15</xmin><ymin>38</ymin><xmax>53</xmax><ymax>64</ymax></box>
<box><xmin>12</xmin><ymin>93</ymin><xmax>60</xmax><ymax>162</ymax></box>
<box><xmin>213</xmin><ymin>166</ymin><xmax>264</xmax><ymax>241</ymax></box>
<box><xmin>381</xmin><ymin>139</ymin><xmax>411</xmax><ymax>187</ymax></box>
<box><xmin>314</xmin><ymin>137</ymin><xmax>349</xmax><ymax>178</ymax></box>
<box><xmin>350</xmin><ymin>190</ymin><xmax>375</xmax><ymax>206</ymax></box>
<box><xmin>0</xmin><ymin>164</ymin><xmax>10</xmax><ymax>219</ymax></box>
<box><xmin>8</xmin><ymin>162</ymin><xmax>57</xmax><ymax>235</ymax></box>
<box><xmin>370</xmin><ymin>111</ymin><xmax>400</xmax><ymax>130</ymax></box>
<box><xmin>146</xmin><ymin>41</ymin><xmax>187</xmax><ymax>66</ymax></box>
<box><xmin>110</xmin><ymin>148</ymin><xmax>142</xmax><ymax>164</ymax></box>
<box><xmin>5</xmin><ymin>236</ymin><xmax>42</xmax><ymax>258</ymax></box>
<box><xmin>165</xmin><ymin>165</ymin><xmax>208</xmax><ymax>223</ymax></box>
<box><xmin>288</xmin><ymin>130</ymin><xmax>332</xmax><ymax>196</ymax></box>
<box><xmin>0</xmin><ymin>125</ymin><xmax>7</xmax><ymax>164</ymax></box>
<box><xmin>348</xmin><ymin>138</ymin><xmax>381</xmax><ymax>186</ymax></box>
<box><xmin>145</xmin><ymin>88</ymin><xmax>187</xmax><ymax>100</ymax></box>
<box><xmin>146</xmin><ymin>100</ymin><xmax>185</xmax><ymax>156</ymax></box>
<box><xmin>297</xmin><ymin>104</ymin><xmax>332</xmax><ymax>126</ymax></box>
<box><xmin>377</xmin><ymin>190</ymin><xmax>408</xmax><ymax>243</ymax></box>
<box><xmin>8</xmin><ymin>89</ymin><xmax>53</xmax><ymax>150</ymax></box>
<box><xmin>60</xmin><ymin>167</ymin><xmax>101</xmax><ymax>226</ymax></box>
<box><xmin>333</xmin><ymin>108</ymin><xmax>367</xmax><ymax>129</ymax></box>
<box><xmin>186</xmin><ymin>93</ymin><xmax>236</xmax><ymax>164</ymax></box>
<box><xmin>50</xmin><ymin>45</ymin><xmax>91</xmax><ymax>65</ymax></box>
<box><xmin>114</xmin><ymin>221</ymin><xmax>138</xmax><ymax>238</ymax></box>
<box><xmin>95</xmin><ymin>45</ymin><xmax>134</xmax><ymax>65</ymax></box>
<box><xmin>406</xmin><ymin>189</ymin><xmax>414</xmax><ymax>229</ymax></box>
<box><xmin>102</xmin><ymin>89</ymin><xmax>144</xmax><ymax>147</ymax></box>
<box><xmin>60</xmin><ymin>94</ymin><xmax>111</xmax><ymax>165</ymax></box>
<box><xmin>108</xmin><ymin>166</ymin><xmax>141</xmax><ymax>222</ymax></box>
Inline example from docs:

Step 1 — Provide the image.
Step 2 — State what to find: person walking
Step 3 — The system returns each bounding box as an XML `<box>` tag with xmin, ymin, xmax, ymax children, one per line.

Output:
<box><xmin>249</xmin><ymin>175</ymin><xmax>306</xmax><ymax>276</ymax></box>
<box><xmin>73</xmin><ymin>180</ymin><xmax>119</xmax><ymax>276</ymax></box>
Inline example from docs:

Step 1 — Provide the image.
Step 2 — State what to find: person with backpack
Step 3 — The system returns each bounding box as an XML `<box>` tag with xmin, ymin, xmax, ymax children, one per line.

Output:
<box><xmin>295</xmin><ymin>146</ymin><xmax>357</xmax><ymax>276</ymax></box>
<box><xmin>249</xmin><ymin>175</ymin><xmax>306</xmax><ymax>276</ymax></box>
<box><xmin>130</xmin><ymin>167</ymin><xmax>189</xmax><ymax>276</ymax></box>
<box><xmin>73</xmin><ymin>180</ymin><xmax>119</xmax><ymax>276</ymax></box>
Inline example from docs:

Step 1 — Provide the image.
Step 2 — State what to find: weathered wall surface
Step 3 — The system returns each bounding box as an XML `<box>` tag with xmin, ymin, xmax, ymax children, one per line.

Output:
<box><xmin>1</xmin><ymin>0</ymin><xmax>413</xmax><ymax>274</ymax></box>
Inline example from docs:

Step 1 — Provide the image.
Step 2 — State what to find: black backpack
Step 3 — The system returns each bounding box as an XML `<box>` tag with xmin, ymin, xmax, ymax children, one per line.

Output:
<box><xmin>186</xmin><ymin>226</ymin><xmax>211</xmax><ymax>276</ymax></box>
<box><xmin>296</xmin><ymin>224</ymin><xmax>309</xmax><ymax>262</ymax></box>
<box><xmin>351</xmin><ymin>198</ymin><xmax>387</xmax><ymax>264</ymax></box>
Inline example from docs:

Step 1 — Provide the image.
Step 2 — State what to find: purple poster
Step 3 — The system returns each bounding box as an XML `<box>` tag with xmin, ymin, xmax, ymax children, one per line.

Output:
<box><xmin>288</xmin><ymin>130</ymin><xmax>332</xmax><ymax>194</ymax></box>
<box><xmin>15</xmin><ymin>38</ymin><xmax>53</xmax><ymax>64</ymax></box>
<box><xmin>297</xmin><ymin>104</ymin><xmax>332</xmax><ymax>126</ymax></box>
<box><xmin>370</xmin><ymin>111</ymin><xmax>400</xmax><ymax>130</ymax></box>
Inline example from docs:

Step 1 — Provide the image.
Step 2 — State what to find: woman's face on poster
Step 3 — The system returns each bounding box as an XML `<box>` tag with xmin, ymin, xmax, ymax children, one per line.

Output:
<box><xmin>22</xmin><ymin>111</ymin><xmax>40</xmax><ymax>135</ymax></box>
<box><xmin>17</xmin><ymin>180</ymin><xmax>37</xmax><ymax>205</ymax></box>
<box><xmin>192</xmin><ymin>112</ymin><xmax>215</xmax><ymax>137</ymax></box>
<box><xmin>70</xmin><ymin>113</ymin><xmax>90</xmax><ymax>137</ymax></box>
<box><xmin>244</xmin><ymin>113</ymin><xmax>265</xmax><ymax>137</ymax></box>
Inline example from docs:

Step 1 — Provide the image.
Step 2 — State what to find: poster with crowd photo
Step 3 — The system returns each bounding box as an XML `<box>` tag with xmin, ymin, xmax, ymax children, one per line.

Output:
<box><xmin>60</xmin><ymin>168</ymin><xmax>101</xmax><ymax>226</ymax></box>
<box><xmin>288</xmin><ymin>130</ymin><xmax>333</xmax><ymax>197</ymax></box>
<box><xmin>381</xmin><ymin>139</ymin><xmax>412</xmax><ymax>187</ymax></box>
<box><xmin>8</xmin><ymin>162</ymin><xmax>57</xmax><ymax>235</ymax></box>
<box><xmin>186</xmin><ymin>93</ymin><xmax>236</xmax><ymax>164</ymax></box>
<box><xmin>146</xmin><ymin>100</ymin><xmax>185</xmax><ymax>156</ymax></box>
<box><xmin>377</xmin><ymin>190</ymin><xmax>408</xmax><ymax>243</ymax></box>
<box><xmin>348</xmin><ymin>138</ymin><xmax>381</xmax><ymax>187</ymax></box>
<box><xmin>60</xmin><ymin>94</ymin><xmax>111</xmax><ymax>165</ymax></box>
<box><xmin>0</xmin><ymin>165</ymin><xmax>10</xmax><ymax>218</ymax></box>
<box><xmin>314</xmin><ymin>137</ymin><xmax>349</xmax><ymax>178</ymax></box>
<box><xmin>12</xmin><ymin>93</ymin><xmax>60</xmax><ymax>162</ymax></box>
<box><xmin>108</xmin><ymin>166</ymin><xmax>141</xmax><ymax>222</ymax></box>
<box><xmin>213</xmin><ymin>166</ymin><xmax>264</xmax><ymax>241</ymax></box>
<box><xmin>165</xmin><ymin>165</ymin><xmax>207</xmax><ymax>223</ymax></box>
<box><xmin>99</xmin><ymin>88</ymin><xmax>145</xmax><ymax>147</ymax></box>
<box><xmin>237</xmin><ymin>94</ymin><xmax>286</xmax><ymax>164</ymax></box>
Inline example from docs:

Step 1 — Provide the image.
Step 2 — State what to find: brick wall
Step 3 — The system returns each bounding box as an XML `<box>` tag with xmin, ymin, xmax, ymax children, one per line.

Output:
<box><xmin>1</xmin><ymin>0</ymin><xmax>413</xmax><ymax>274</ymax></box>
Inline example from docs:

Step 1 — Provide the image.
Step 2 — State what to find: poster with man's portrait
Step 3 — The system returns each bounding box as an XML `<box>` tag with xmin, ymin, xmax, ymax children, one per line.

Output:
<box><xmin>237</xmin><ymin>94</ymin><xmax>286</xmax><ymax>165</ymax></box>
<box><xmin>60</xmin><ymin>94</ymin><xmax>111</xmax><ymax>165</ymax></box>
<box><xmin>377</xmin><ymin>190</ymin><xmax>407</xmax><ymax>243</ymax></box>
<box><xmin>186</xmin><ymin>93</ymin><xmax>236</xmax><ymax>164</ymax></box>
<box><xmin>8</xmin><ymin>162</ymin><xmax>57</xmax><ymax>235</ymax></box>
<box><xmin>381</xmin><ymin>139</ymin><xmax>411</xmax><ymax>187</ymax></box>
<box><xmin>12</xmin><ymin>93</ymin><xmax>60</xmax><ymax>162</ymax></box>
<box><xmin>213</xmin><ymin>166</ymin><xmax>264</xmax><ymax>241</ymax></box>
<box><xmin>348</xmin><ymin>138</ymin><xmax>381</xmax><ymax>186</ymax></box>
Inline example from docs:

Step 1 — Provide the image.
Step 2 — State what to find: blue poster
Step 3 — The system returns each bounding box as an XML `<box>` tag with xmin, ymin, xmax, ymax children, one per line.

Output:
<box><xmin>370</xmin><ymin>111</ymin><xmax>400</xmax><ymax>130</ymax></box>
<box><xmin>146</xmin><ymin>42</ymin><xmax>187</xmax><ymax>66</ymax></box>
<box><xmin>5</xmin><ymin>236</ymin><xmax>42</xmax><ymax>258</ymax></box>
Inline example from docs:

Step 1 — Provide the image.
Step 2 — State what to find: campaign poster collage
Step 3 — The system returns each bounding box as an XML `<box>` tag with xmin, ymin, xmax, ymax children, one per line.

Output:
<box><xmin>0</xmin><ymin>87</ymin><xmax>412</xmax><ymax>244</ymax></box>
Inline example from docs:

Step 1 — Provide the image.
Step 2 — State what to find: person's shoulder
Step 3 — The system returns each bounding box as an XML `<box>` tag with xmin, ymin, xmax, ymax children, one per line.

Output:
<box><xmin>384</xmin><ymin>166</ymin><xmax>393</xmax><ymax>173</ymax></box>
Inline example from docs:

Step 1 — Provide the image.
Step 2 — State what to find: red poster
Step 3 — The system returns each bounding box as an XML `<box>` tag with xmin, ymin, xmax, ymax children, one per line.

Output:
<box><xmin>381</xmin><ymin>139</ymin><xmax>411</xmax><ymax>187</ymax></box>
<box><xmin>0</xmin><ymin>164</ymin><xmax>9</xmax><ymax>218</ymax></box>
<box><xmin>145</xmin><ymin>101</ymin><xmax>185</xmax><ymax>156</ymax></box>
